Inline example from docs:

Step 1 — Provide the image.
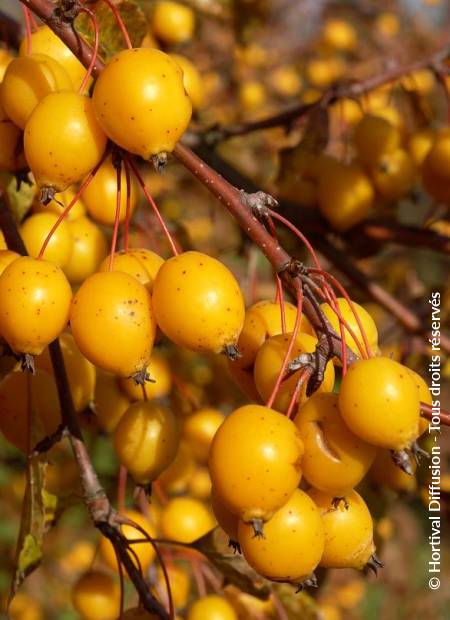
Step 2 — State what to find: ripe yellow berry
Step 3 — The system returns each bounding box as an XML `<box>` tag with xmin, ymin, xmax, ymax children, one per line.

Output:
<box><xmin>0</xmin><ymin>256</ymin><xmax>72</xmax><ymax>356</ymax></box>
<box><xmin>99</xmin><ymin>509</ymin><xmax>156</xmax><ymax>573</ymax></box>
<box><xmin>20</xmin><ymin>212</ymin><xmax>73</xmax><ymax>268</ymax></box>
<box><xmin>170</xmin><ymin>54</ymin><xmax>204</xmax><ymax>110</ymax></box>
<box><xmin>20</xmin><ymin>25</ymin><xmax>89</xmax><ymax>90</ymax></box>
<box><xmin>160</xmin><ymin>497</ymin><xmax>216</xmax><ymax>543</ymax></box>
<box><xmin>63</xmin><ymin>216</ymin><xmax>108</xmax><ymax>284</ymax></box>
<box><xmin>1</xmin><ymin>53</ymin><xmax>73</xmax><ymax>129</ymax></box>
<box><xmin>71</xmin><ymin>571</ymin><xmax>120</xmax><ymax>620</ymax></box>
<box><xmin>114</xmin><ymin>400</ymin><xmax>179</xmax><ymax>484</ymax></box>
<box><xmin>24</xmin><ymin>92</ymin><xmax>107</xmax><ymax>193</ymax></box>
<box><xmin>238</xmin><ymin>489</ymin><xmax>324</xmax><ymax>581</ymax></box>
<box><xmin>152</xmin><ymin>251</ymin><xmax>245</xmax><ymax>354</ymax></box>
<box><xmin>70</xmin><ymin>271</ymin><xmax>156</xmax><ymax>377</ymax></box>
<box><xmin>93</xmin><ymin>48</ymin><xmax>192</xmax><ymax>160</ymax></box>
<box><xmin>338</xmin><ymin>357</ymin><xmax>420</xmax><ymax>450</ymax></box>
<box><xmin>308</xmin><ymin>489</ymin><xmax>375</xmax><ymax>570</ymax></box>
<box><xmin>81</xmin><ymin>155</ymin><xmax>138</xmax><ymax>226</ymax></box>
<box><xmin>151</xmin><ymin>1</ymin><xmax>195</xmax><ymax>45</ymax></box>
<box><xmin>209</xmin><ymin>404</ymin><xmax>304</xmax><ymax>523</ymax></box>
<box><xmin>119</xmin><ymin>350</ymin><xmax>172</xmax><ymax>401</ymax></box>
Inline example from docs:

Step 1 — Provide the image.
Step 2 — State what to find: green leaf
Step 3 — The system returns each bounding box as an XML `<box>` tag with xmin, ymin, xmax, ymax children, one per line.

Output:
<box><xmin>75</xmin><ymin>1</ymin><xmax>148</xmax><ymax>62</ymax></box>
<box><xmin>0</xmin><ymin>172</ymin><xmax>34</xmax><ymax>222</ymax></box>
<box><xmin>8</xmin><ymin>398</ymin><xmax>58</xmax><ymax>603</ymax></box>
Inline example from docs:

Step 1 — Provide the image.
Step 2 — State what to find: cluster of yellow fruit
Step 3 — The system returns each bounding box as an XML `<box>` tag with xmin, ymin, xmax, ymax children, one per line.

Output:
<box><xmin>0</xmin><ymin>4</ymin><xmax>440</xmax><ymax>620</ymax></box>
<box><xmin>277</xmin><ymin>107</ymin><xmax>450</xmax><ymax>232</ymax></box>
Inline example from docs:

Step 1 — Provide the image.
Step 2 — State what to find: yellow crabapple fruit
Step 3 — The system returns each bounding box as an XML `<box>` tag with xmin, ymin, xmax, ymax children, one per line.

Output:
<box><xmin>188</xmin><ymin>465</ymin><xmax>212</xmax><ymax>500</ymax></box>
<box><xmin>99</xmin><ymin>249</ymin><xmax>164</xmax><ymax>292</ymax></box>
<box><xmin>182</xmin><ymin>407</ymin><xmax>225</xmax><ymax>463</ymax></box>
<box><xmin>253</xmin><ymin>332</ymin><xmax>335</xmax><ymax>413</ymax></box>
<box><xmin>211</xmin><ymin>488</ymin><xmax>239</xmax><ymax>542</ymax></box>
<box><xmin>370</xmin><ymin>148</ymin><xmax>416</xmax><ymax>201</ymax></box>
<box><xmin>157</xmin><ymin>440</ymin><xmax>195</xmax><ymax>494</ymax></box>
<box><xmin>63</xmin><ymin>216</ymin><xmax>108</xmax><ymax>284</ymax></box>
<box><xmin>119</xmin><ymin>350</ymin><xmax>172</xmax><ymax>401</ymax></box>
<box><xmin>92</xmin><ymin>48</ymin><xmax>192</xmax><ymax>160</ymax></box>
<box><xmin>70</xmin><ymin>271</ymin><xmax>156</xmax><ymax>377</ymax></box>
<box><xmin>8</xmin><ymin>592</ymin><xmax>43</xmax><ymax>620</ymax></box>
<box><xmin>294</xmin><ymin>392</ymin><xmax>376</xmax><ymax>494</ymax></box>
<box><xmin>94</xmin><ymin>371</ymin><xmax>131</xmax><ymax>433</ymax></box>
<box><xmin>209</xmin><ymin>404</ymin><xmax>304</xmax><ymax>524</ymax></box>
<box><xmin>99</xmin><ymin>509</ymin><xmax>156</xmax><ymax>573</ymax></box>
<box><xmin>406</xmin><ymin>367</ymin><xmax>432</xmax><ymax>436</ymax></box>
<box><xmin>338</xmin><ymin>357</ymin><xmax>420</xmax><ymax>450</ymax></box>
<box><xmin>24</xmin><ymin>92</ymin><xmax>107</xmax><ymax>194</ymax></box>
<box><xmin>20</xmin><ymin>212</ymin><xmax>73</xmax><ymax>268</ymax></box>
<box><xmin>0</xmin><ymin>369</ymin><xmax>60</xmax><ymax>452</ymax></box>
<box><xmin>160</xmin><ymin>496</ymin><xmax>216</xmax><ymax>543</ymax></box>
<box><xmin>155</xmin><ymin>564</ymin><xmax>190</xmax><ymax>610</ymax></box>
<box><xmin>354</xmin><ymin>115</ymin><xmax>401</xmax><ymax>167</ymax></box>
<box><xmin>170</xmin><ymin>54</ymin><xmax>204</xmax><ymax>110</ymax></box>
<box><xmin>308</xmin><ymin>489</ymin><xmax>376</xmax><ymax>570</ymax></box>
<box><xmin>322</xmin><ymin>18</ymin><xmax>357</xmax><ymax>52</ymax></box>
<box><xmin>0</xmin><ymin>249</ymin><xmax>20</xmax><ymax>275</ymax></box>
<box><xmin>151</xmin><ymin>1</ymin><xmax>195</xmax><ymax>45</ymax></box>
<box><xmin>0</xmin><ymin>93</ymin><xmax>26</xmax><ymax>172</ymax></box>
<box><xmin>1</xmin><ymin>53</ymin><xmax>73</xmax><ymax>129</ymax></box>
<box><xmin>114</xmin><ymin>400</ymin><xmax>179</xmax><ymax>484</ymax></box>
<box><xmin>369</xmin><ymin>448</ymin><xmax>417</xmax><ymax>492</ymax></box>
<box><xmin>0</xmin><ymin>256</ymin><xmax>72</xmax><ymax>356</ymax></box>
<box><xmin>407</xmin><ymin>128</ymin><xmax>435</xmax><ymax>167</ymax></box>
<box><xmin>152</xmin><ymin>251</ymin><xmax>245</xmax><ymax>354</ymax></box>
<box><xmin>320</xmin><ymin>297</ymin><xmax>378</xmax><ymax>358</ymax></box>
<box><xmin>71</xmin><ymin>571</ymin><xmax>120</xmax><ymax>620</ymax></box>
<box><xmin>317</xmin><ymin>160</ymin><xmax>374</xmax><ymax>231</ymax></box>
<box><xmin>81</xmin><ymin>155</ymin><xmax>138</xmax><ymax>225</ymax></box>
<box><xmin>20</xmin><ymin>25</ymin><xmax>89</xmax><ymax>90</ymax></box>
<box><xmin>32</xmin><ymin>186</ymin><xmax>86</xmax><ymax>221</ymax></box>
<box><xmin>423</xmin><ymin>127</ymin><xmax>450</xmax><ymax>179</ymax></box>
<box><xmin>187</xmin><ymin>596</ymin><xmax>237</xmax><ymax>620</ymax></box>
<box><xmin>238</xmin><ymin>489</ymin><xmax>324</xmax><ymax>582</ymax></box>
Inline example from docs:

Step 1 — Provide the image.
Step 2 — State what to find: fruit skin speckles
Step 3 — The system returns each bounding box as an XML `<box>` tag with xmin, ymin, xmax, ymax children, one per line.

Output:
<box><xmin>92</xmin><ymin>48</ymin><xmax>192</xmax><ymax>159</ymax></box>
<box><xmin>70</xmin><ymin>271</ymin><xmax>156</xmax><ymax>377</ymax></box>
<box><xmin>152</xmin><ymin>251</ymin><xmax>245</xmax><ymax>354</ymax></box>
<box><xmin>0</xmin><ymin>256</ymin><xmax>72</xmax><ymax>356</ymax></box>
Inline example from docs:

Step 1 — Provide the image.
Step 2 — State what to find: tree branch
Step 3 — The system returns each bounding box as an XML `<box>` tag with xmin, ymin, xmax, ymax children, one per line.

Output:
<box><xmin>0</xmin><ymin>190</ymin><xmax>168</xmax><ymax>619</ymax></box>
<box><xmin>313</xmin><ymin>235</ymin><xmax>450</xmax><ymax>354</ymax></box>
<box><xmin>199</xmin><ymin>45</ymin><xmax>450</xmax><ymax>142</ymax></box>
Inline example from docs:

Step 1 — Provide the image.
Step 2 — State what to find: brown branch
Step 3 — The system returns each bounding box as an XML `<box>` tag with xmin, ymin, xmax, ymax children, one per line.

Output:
<box><xmin>314</xmin><ymin>235</ymin><xmax>450</xmax><ymax>355</ymax></box>
<box><xmin>352</xmin><ymin>221</ymin><xmax>450</xmax><ymax>255</ymax></box>
<box><xmin>0</xmin><ymin>190</ymin><xmax>168</xmax><ymax>619</ymax></box>
<box><xmin>173</xmin><ymin>142</ymin><xmax>357</xmax><ymax>368</ymax></box>
<box><xmin>203</xmin><ymin>45</ymin><xmax>450</xmax><ymax>141</ymax></box>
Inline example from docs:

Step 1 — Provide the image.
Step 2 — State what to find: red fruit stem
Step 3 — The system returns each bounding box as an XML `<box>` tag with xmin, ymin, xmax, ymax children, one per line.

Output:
<box><xmin>123</xmin><ymin>159</ymin><xmax>132</xmax><ymax>253</ymax></box>
<box><xmin>21</xmin><ymin>4</ymin><xmax>32</xmax><ymax>53</ymax></box>
<box><xmin>77</xmin><ymin>8</ymin><xmax>99</xmax><ymax>94</ymax></box>
<box><xmin>37</xmin><ymin>157</ymin><xmax>104</xmax><ymax>260</ymax></box>
<box><xmin>268</xmin><ymin>208</ymin><xmax>322</xmax><ymax>269</ymax></box>
<box><xmin>266</xmin><ymin>283</ymin><xmax>303</xmax><ymax>410</ymax></box>
<box><xmin>108</xmin><ymin>159</ymin><xmax>122</xmax><ymax>271</ymax></box>
<box><xmin>126</xmin><ymin>157</ymin><xmax>180</xmax><ymax>256</ymax></box>
<box><xmin>310</xmin><ymin>268</ymin><xmax>372</xmax><ymax>358</ymax></box>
